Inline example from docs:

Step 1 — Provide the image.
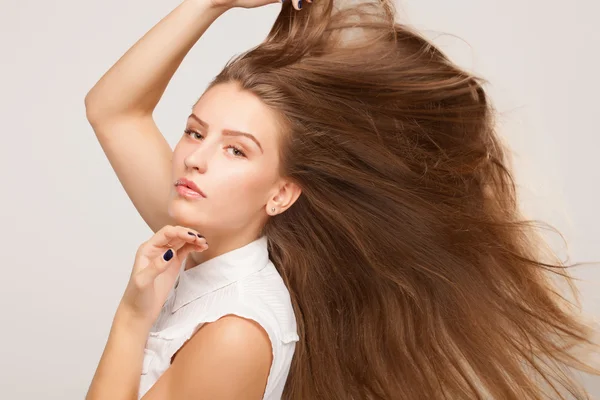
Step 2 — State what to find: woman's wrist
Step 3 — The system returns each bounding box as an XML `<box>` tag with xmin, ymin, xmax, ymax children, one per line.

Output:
<box><xmin>184</xmin><ymin>0</ymin><xmax>233</xmax><ymax>14</ymax></box>
<box><xmin>113</xmin><ymin>303</ymin><xmax>154</xmax><ymax>338</ymax></box>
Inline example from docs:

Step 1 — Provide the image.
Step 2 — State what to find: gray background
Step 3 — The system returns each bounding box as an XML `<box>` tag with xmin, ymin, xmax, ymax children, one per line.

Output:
<box><xmin>0</xmin><ymin>0</ymin><xmax>598</xmax><ymax>398</ymax></box>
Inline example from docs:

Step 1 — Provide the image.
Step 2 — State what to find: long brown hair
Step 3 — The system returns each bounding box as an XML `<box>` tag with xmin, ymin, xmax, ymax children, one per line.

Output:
<box><xmin>208</xmin><ymin>0</ymin><xmax>600</xmax><ymax>398</ymax></box>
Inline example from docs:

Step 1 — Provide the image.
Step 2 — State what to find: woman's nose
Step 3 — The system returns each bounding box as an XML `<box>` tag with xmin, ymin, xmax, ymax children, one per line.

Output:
<box><xmin>184</xmin><ymin>147</ymin><xmax>209</xmax><ymax>172</ymax></box>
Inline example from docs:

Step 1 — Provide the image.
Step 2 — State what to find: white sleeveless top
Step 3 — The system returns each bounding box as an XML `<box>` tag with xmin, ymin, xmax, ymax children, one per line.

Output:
<box><xmin>138</xmin><ymin>235</ymin><xmax>299</xmax><ymax>399</ymax></box>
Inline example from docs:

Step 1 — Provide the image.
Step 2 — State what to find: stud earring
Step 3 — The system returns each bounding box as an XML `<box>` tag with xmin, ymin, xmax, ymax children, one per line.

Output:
<box><xmin>271</xmin><ymin>207</ymin><xmax>276</xmax><ymax>213</ymax></box>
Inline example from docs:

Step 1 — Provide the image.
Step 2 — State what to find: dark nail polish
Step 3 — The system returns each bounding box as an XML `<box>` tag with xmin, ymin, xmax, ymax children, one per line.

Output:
<box><xmin>188</xmin><ymin>232</ymin><xmax>195</xmax><ymax>236</ymax></box>
<box><xmin>163</xmin><ymin>249</ymin><xmax>174</xmax><ymax>262</ymax></box>
<box><xmin>197</xmin><ymin>234</ymin><xmax>204</xmax><ymax>239</ymax></box>
<box><xmin>298</xmin><ymin>0</ymin><xmax>302</xmax><ymax>9</ymax></box>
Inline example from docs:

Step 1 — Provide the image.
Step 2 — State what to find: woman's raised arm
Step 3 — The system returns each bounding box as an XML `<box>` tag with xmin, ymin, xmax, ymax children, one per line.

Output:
<box><xmin>84</xmin><ymin>0</ymin><xmax>270</xmax><ymax>232</ymax></box>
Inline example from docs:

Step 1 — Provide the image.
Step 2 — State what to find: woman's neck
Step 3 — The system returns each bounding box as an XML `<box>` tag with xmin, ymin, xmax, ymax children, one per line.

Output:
<box><xmin>183</xmin><ymin>232</ymin><xmax>263</xmax><ymax>271</ymax></box>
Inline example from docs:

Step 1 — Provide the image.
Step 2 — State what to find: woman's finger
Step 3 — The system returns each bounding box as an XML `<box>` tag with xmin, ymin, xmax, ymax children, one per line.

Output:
<box><xmin>152</xmin><ymin>225</ymin><xmax>207</xmax><ymax>251</ymax></box>
<box><xmin>292</xmin><ymin>0</ymin><xmax>303</xmax><ymax>11</ymax></box>
<box><xmin>178</xmin><ymin>242</ymin><xmax>206</xmax><ymax>263</ymax></box>
<box><xmin>136</xmin><ymin>240</ymin><xmax>207</xmax><ymax>287</ymax></box>
<box><xmin>136</xmin><ymin>247</ymin><xmax>179</xmax><ymax>287</ymax></box>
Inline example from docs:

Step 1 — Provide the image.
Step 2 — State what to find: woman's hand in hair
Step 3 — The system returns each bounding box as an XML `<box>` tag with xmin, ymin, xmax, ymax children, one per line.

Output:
<box><xmin>118</xmin><ymin>225</ymin><xmax>208</xmax><ymax>330</ymax></box>
<box><xmin>207</xmin><ymin>0</ymin><xmax>306</xmax><ymax>12</ymax></box>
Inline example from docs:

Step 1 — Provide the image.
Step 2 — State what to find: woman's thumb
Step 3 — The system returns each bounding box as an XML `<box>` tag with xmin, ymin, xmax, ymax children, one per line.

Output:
<box><xmin>139</xmin><ymin>248</ymin><xmax>177</xmax><ymax>285</ymax></box>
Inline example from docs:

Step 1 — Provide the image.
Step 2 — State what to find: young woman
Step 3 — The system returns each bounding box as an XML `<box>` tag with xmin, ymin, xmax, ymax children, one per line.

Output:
<box><xmin>84</xmin><ymin>0</ymin><xmax>600</xmax><ymax>398</ymax></box>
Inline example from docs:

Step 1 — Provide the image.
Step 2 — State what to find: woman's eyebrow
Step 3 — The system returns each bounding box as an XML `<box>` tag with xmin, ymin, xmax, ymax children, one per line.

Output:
<box><xmin>188</xmin><ymin>113</ymin><xmax>263</xmax><ymax>154</ymax></box>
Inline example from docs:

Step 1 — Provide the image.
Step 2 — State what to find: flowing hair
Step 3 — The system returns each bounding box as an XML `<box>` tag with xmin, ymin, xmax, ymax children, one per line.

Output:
<box><xmin>206</xmin><ymin>0</ymin><xmax>600</xmax><ymax>398</ymax></box>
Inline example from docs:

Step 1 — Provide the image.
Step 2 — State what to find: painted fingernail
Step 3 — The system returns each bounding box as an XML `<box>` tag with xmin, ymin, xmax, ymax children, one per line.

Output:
<box><xmin>163</xmin><ymin>249</ymin><xmax>174</xmax><ymax>262</ymax></box>
<box><xmin>197</xmin><ymin>233</ymin><xmax>204</xmax><ymax>239</ymax></box>
<box><xmin>188</xmin><ymin>232</ymin><xmax>195</xmax><ymax>236</ymax></box>
<box><xmin>298</xmin><ymin>0</ymin><xmax>302</xmax><ymax>8</ymax></box>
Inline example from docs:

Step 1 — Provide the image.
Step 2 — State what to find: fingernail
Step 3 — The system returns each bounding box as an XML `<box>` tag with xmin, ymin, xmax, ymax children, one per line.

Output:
<box><xmin>298</xmin><ymin>0</ymin><xmax>302</xmax><ymax>8</ymax></box>
<box><xmin>188</xmin><ymin>232</ymin><xmax>195</xmax><ymax>236</ymax></box>
<box><xmin>197</xmin><ymin>233</ymin><xmax>204</xmax><ymax>239</ymax></box>
<box><xmin>163</xmin><ymin>249</ymin><xmax>174</xmax><ymax>261</ymax></box>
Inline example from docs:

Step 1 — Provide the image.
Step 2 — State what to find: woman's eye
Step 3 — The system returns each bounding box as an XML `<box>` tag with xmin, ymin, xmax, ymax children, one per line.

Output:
<box><xmin>227</xmin><ymin>146</ymin><xmax>247</xmax><ymax>158</ymax></box>
<box><xmin>184</xmin><ymin>129</ymin><xmax>203</xmax><ymax>140</ymax></box>
<box><xmin>184</xmin><ymin>129</ymin><xmax>246</xmax><ymax>158</ymax></box>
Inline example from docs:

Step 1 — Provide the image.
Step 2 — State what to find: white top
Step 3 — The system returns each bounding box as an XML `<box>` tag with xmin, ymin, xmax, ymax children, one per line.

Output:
<box><xmin>138</xmin><ymin>235</ymin><xmax>299</xmax><ymax>399</ymax></box>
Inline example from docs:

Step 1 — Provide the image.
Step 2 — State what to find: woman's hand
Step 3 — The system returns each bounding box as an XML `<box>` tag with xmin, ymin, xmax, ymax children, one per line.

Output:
<box><xmin>207</xmin><ymin>0</ymin><xmax>307</xmax><ymax>12</ymax></box>
<box><xmin>118</xmin><ymin>225</ymin><xmax>208</xmax><ymax>329</ymax></box>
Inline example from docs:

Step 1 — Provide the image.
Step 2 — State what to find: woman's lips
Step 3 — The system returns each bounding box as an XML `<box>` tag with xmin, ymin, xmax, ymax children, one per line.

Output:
<box><xmin>175</xmin><ymin>184</ymin><xmax>204</xmax><ymax>199</ymax></box>
<box><xmin>175</xmin><ymin>178</ymin><xmax>206</xmax><ymax>198</ymax></box>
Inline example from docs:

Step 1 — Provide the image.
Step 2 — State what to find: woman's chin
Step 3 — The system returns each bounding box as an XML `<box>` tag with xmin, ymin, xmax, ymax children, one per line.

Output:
<box><xmin>167</xmin><ymin>201</ymin><xmax>205</xmax><ymax>228</ymax></box>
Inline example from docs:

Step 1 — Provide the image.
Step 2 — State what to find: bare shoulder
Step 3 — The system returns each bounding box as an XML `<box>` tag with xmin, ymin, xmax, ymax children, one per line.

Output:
<box><xmin>141</xmin><ymin>315</ymin><xmax>273</xmax><ymax>400</ymax></box>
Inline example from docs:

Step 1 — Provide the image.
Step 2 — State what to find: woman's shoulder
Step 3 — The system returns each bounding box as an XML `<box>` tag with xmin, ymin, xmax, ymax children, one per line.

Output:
<box><xmin>234</xmin><ymin>260</ymin><xmax>299</xmax><ymax>345</ymax></box>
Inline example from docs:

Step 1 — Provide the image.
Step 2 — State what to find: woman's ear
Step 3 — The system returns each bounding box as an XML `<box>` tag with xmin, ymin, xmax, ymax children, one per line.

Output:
<box><xmin>268</xmin><ymin>181</ymin><xmax>302</xmax><ymax>215</ymax></box>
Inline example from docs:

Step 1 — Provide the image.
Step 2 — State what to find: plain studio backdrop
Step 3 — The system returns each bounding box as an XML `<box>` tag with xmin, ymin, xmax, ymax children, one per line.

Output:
<box><xmin>0</xmin><ymin>0</ymin><xmax>598</xmax><ymax>398</ymax></box>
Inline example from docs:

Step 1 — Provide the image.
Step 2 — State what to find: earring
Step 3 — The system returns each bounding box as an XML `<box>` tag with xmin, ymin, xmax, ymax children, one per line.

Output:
<box><xmin>271</xmin><ymin>207</ymin><xmax>276</xmax><ymax>213</ymax></box>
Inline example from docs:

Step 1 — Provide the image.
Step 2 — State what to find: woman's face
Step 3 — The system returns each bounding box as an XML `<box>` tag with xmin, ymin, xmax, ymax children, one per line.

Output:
<box><xmin>168</xmin><ymin>81</ymin><xmax>292</xmax><ymax>237</ymax></box>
